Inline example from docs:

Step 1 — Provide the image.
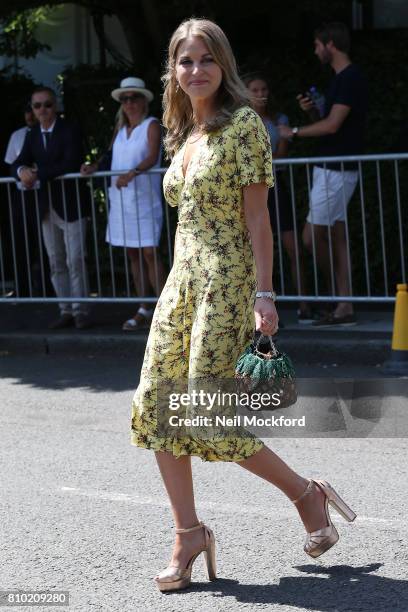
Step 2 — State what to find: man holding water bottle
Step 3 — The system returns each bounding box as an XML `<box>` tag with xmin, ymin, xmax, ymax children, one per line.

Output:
<box><xmin>279</xmin><ymin>22</ymin><xmax>368</xmax><ymax>326</ymax></box>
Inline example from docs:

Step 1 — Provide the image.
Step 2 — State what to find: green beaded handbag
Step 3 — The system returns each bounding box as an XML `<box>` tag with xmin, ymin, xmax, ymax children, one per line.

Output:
<box><xmin>235</xmin><ymin>334</ymin><xmax>297</xmax><ymax>410</ymax></box>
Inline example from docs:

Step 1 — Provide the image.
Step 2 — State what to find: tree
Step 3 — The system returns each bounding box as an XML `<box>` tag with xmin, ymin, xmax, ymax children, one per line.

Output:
<box><xmin>0</xmin><ymin>0</ymin><xmax>354</xmax><ymax>78</ymax></box>
<box><xmin>0</xmin><ymin>0</ymin><xmax>169</xmax><ymax>74</ymax></box>
<box><xmin>0</xmin><ymin>6</ymin><xmax>53</xmax><ymax>73</ymax></box>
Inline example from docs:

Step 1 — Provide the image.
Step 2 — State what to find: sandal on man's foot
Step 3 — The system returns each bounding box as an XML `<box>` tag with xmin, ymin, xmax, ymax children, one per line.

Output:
<box><xmin>122</xmin><ymin>307</ymin><xmax>153</xmax><ymax>331</ymax></box>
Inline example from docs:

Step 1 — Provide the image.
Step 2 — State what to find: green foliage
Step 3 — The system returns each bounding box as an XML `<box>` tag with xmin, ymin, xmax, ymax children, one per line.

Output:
<box><xmin>0</xmin><ymin>6</ymin><xmax>56</xmax><ymax>64</ymax></box>
<box><xmin>59</xmin><ymin>64</ymin><xmax>127</xmax><ymax>158</ymax></box>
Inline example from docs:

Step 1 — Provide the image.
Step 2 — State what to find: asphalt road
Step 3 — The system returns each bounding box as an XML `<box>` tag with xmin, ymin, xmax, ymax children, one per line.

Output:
<box><xmin>1</xmin><ymin>351</ymin><xmax>408</xmax><ymax>612</ymax></box>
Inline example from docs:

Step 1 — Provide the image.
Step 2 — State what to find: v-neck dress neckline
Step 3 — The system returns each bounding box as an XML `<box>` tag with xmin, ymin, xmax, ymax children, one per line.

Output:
<box><xmin>181</xmin><ymin>134</ymin><xmax>207</xmax><ymax>180</ymax></box>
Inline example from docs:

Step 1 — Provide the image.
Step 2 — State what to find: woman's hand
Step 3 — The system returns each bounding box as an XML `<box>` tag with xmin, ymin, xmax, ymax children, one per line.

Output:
<box><xmin>254</xmin><ymin>297</ymin><xmax>279</xmax><ymax>336</ymax></box>
<box><xmin>80</xmin><ymin>162</ymin><xmax>98</xmax><ymax>176</ymax></box>
<box><xmin>116</xmin><ymin>170</ymin><xmax>137</xmax><ymax>189</ymax></box>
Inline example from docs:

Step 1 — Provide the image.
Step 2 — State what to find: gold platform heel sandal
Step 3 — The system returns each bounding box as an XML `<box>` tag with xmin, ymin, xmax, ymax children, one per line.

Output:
<box><xmin>292</xmin><ymin>479</ymin><xmax>357</xmax><ymax>558</ymax></box>
<box><xmin>154</xmin><ymin>521</ymin><xmax>216</xmax><ymax>592</ymax></box>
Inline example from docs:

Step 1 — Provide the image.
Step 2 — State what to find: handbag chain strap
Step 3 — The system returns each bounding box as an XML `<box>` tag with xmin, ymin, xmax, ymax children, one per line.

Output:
<box><xmin>254</xmin><ymin>333</ymin><xmax>278</xmax><ymax>358</ymax></box>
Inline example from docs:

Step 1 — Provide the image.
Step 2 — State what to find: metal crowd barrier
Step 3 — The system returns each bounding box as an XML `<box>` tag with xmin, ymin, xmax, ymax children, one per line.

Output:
<box><xmin>0</xmin><ymin>153</ymin><xmax>407</xmax><ymax>305</ymax></box>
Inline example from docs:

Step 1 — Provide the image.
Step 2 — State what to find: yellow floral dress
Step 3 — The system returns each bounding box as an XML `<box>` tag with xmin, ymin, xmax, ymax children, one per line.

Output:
<box><xmin>131</xmin><ymin>106</ymin><xmax>274</xmax><ymax>461</ymax></box>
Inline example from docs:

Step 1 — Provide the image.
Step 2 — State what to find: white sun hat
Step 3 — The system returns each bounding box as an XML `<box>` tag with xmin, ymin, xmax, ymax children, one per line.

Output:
<box><xmin>111</xmin><ymin>77</ymin><xmax>154</xmax><ymax>103</ymax></box>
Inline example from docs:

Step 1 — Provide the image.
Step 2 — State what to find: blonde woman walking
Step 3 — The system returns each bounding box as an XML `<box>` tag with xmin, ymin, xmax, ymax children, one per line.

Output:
<box><xmin>131</xmin><ymin>18</ymin><xmax>356</xmax><ymax>593</ymax></box>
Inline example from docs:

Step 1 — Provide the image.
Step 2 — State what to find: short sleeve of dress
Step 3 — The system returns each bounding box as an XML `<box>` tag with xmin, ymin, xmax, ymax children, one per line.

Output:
<box><xmin>234</xmin><ymin>107</ymin><xmax>274</xmax><ymax>189</ymax></box>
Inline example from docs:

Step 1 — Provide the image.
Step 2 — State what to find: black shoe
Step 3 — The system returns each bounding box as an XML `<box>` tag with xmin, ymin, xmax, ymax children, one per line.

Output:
<box><xmin>48</xmin><ymin>313</ymin><xmax>75</xmax><ymax>330</ymax></box>
<box><xmin>312</xmin><ymin>312</ymin><xmax>357</xmax><ymax>327</ymax></box>
<box><xmin>74</xmin><ymin>314</ymin><xmax>92</xmax><ymax>330</ymax></box>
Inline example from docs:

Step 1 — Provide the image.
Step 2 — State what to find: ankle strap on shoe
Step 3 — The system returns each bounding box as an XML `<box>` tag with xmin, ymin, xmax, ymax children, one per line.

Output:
<box><xmin>175</xmin><ymin>521</ymin><xmax>203</xmax><ymax>534</ymax></box>
<box><xmin>292</xmin><ymin>479</ymin><xmax>314</xmax><ymax>505</ymax></box>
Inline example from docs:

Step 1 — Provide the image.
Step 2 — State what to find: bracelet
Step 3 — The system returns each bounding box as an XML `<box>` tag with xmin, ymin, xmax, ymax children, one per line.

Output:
<box><xmin>256</xmin><ymin>290</ymin><xmax>277</xmax><ymax>301</ymax></box>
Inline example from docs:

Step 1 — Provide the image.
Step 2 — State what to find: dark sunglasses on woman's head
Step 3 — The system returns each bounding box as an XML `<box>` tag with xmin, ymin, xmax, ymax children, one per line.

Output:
<box><xmin>119</xmin><ymin>94</ymin><xmax>144</xmax><ymax>104</ymax></box>
<box><xmin>32</xmin><ymin>101</ymin><xmax>54</xmax><ymax>109</ymax></box>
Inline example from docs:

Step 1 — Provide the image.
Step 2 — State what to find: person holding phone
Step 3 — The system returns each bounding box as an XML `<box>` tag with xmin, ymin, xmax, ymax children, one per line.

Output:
<box><xmin>279</xmin><ymin>22</ymin><xmax>368</xmax><ymax>326</ymax></box>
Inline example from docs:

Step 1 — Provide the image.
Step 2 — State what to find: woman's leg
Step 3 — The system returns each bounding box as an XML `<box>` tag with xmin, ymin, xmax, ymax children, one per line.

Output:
<box><xmin>281</xmin><ymin>230</ymin><xmax>310</xmax><ymax>314</ymax></box>
<box><xmin>127</xmin><ymin>247</ymin><xmax>152</xmax><ymax>312</ymax></box>
<box><xmin>332</xmin><ymin>221</ymin><xmax>353</xmax><ymax>317</ymax></box>
<box><xmin>143</xmin><ymin>246</ymin><xmax>167</xmax><ymax>295</ymax></box>
<box><xmin>154</xmin><ymin>451</ymin><xmax>207</xmax><ymax>570</ymax></box>
<box><xmin>235</xmin><ymin>445</ymin><xmax>329</xmax><ymax>533</ymax></box>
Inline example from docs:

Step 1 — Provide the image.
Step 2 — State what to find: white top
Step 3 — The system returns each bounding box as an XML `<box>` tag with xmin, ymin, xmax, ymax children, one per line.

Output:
<box><xmin>5</xmin><ymin>126</ymin><xmax>29</xmax><ymax>164</ymax></box>
<box><xmin>110</xmin><ymin>117</ymin><xmax>161</xmax><ymax>184</ymax></box>
<box><xmin>6</xmin><ymin>126</ymin><xmax>40</xmax><ymax>191</ymax></box>
<box><xmin>106</xmin><ymin>116</ymin><xmax>163</xmax><ymax>248</ymax></box>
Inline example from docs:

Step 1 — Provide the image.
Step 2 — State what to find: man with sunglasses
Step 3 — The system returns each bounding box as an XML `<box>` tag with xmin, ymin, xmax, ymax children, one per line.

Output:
<box><xmin>12</xmin><ymin>86</ymin><xmax>91</xmax><ymax>329</ymax></box>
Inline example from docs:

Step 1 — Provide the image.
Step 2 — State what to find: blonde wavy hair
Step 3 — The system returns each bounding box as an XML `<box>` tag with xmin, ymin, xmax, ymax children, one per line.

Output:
<box><xmin>162</xmin><ymin>18</ymin><xmax>251</xmax><ymax>158</ymax></box>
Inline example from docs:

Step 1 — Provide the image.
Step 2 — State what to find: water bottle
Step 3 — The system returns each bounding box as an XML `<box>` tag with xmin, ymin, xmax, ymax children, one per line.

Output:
<box><xmin>309</xmin><ymin>86</ymin><xmax>325</xmax><ymax>117</ymax></box>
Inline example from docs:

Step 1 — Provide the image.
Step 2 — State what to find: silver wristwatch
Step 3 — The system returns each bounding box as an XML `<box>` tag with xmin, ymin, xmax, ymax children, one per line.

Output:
<box><xmin>255</xmin><ymin>290</ymin><xmax>277</xmax><ymax>301</ymax></box>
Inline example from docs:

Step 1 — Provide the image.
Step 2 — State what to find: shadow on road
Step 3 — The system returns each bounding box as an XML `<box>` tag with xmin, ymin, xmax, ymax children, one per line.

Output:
<box><xmin>171</xmin><ymin>563</ymin><xmax>407</xmax><ymax>611</ymax></box>
<box><xmin>0</xmin><ymin>353</ymin><xmax>142</xmax><ymax>392</ymax></box>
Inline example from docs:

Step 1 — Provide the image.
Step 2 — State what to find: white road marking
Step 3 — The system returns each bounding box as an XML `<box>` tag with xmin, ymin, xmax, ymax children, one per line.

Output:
<box><xmin>60</xmin><ymin>487</ymin><xmax>395</xmax><ymax>525</ymax></box>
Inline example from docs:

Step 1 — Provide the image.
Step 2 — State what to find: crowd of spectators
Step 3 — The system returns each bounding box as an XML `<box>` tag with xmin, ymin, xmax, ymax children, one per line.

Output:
<box><xmin>2</xmin><ymin>22</ymin><xmax>377</xmax><ymax>330</ymax></box>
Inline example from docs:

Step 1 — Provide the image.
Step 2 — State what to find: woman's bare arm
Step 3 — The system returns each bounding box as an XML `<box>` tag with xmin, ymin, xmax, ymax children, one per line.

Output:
<box><xmin>243</xmin><ymin>182</ymin><xmax>279</xmax><ymax>335</ymax></box>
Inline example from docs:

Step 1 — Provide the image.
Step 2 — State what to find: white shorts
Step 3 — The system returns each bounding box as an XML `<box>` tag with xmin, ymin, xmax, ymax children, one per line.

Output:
<box><xmin>307</xmin><ymin>166</ymin><xmax>358</xmax><ymax>226</ymax></box>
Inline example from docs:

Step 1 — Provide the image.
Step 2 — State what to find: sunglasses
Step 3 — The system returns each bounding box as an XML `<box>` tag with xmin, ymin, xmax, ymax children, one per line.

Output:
<box><xmin>32</xmin><ymin>101</ymin><xmax>54</xmax><ymax>109</ymax></box>
<box><xmin>119</xmin><ymin>94</ymin><xmax>144</xmax><ymax>104</ymax></box>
